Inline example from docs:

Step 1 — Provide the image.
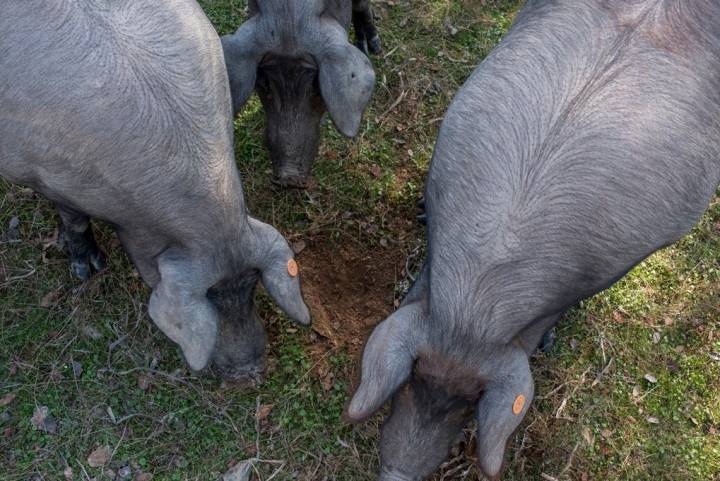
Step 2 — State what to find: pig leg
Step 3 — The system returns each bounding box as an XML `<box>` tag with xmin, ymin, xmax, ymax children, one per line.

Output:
<box><xmin>417</xmin><ymin>196</ymin><xmax>427</xmax><ymax>225</ymax></box>
<box><xmin>56</xmin><ymin>204</ymin><xmax>106</xmax><ymax>281</ymax></box>
<box><xmin>352</xmin><ymin>0</ymin><xmax>382</xmax><ymax>55</ymax></box>
<box><xmin>516</xmin><ymin>314</ymin><xmax>561</xmax><ymax>356</ymax></box>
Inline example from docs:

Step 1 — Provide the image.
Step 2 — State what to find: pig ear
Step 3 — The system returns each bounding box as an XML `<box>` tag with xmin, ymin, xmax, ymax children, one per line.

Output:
<box><xmin>346</xmin><ymin>301</ymin><xmax>426</xmax><ymax>421</ymax></box>
<box><xmin>476</xmin><ymin>350</ymin><xmax>534</xmax><ymax>480</ymax></box>
<box><xmin>249</xmin><ymin>219</ymin><xmax>311</xmax><ymax>326</ymax></box>
<box><xmin>221</xmin><ymin>17</ymin><xmax>263</xmax><ymax>115</ymax></box>
<box><xmin>148</xmin><ymin>261</ymin><xmax>219</xmax><ymax>371</ymax></box>
<box><xmin>317</xmin><ymin>23</ymin><xmax>376</xmax><ymax>137</ymax></box>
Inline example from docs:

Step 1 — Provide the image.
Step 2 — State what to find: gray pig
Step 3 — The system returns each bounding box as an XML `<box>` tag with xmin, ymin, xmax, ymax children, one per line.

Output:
<box><xmin>0</xmin><ymin>0</ymin><xmax>310</xmax><ymax>381</ymax></box>
<box><xmin>347</xmin><ymin>1</ymin><xmax>720</xmax><ymax>479</ymax></box>
<box><xmin>222</xmin><ymin>0</ymin><xmax>377</xmax><ymax>187</ymax></box>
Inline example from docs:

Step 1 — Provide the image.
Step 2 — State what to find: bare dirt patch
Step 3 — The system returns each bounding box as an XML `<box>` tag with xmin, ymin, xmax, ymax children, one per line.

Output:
<box><xmin>298</xmin><ymin>240</ymin><xmax>405</xmax><ymax>355</ymax></box>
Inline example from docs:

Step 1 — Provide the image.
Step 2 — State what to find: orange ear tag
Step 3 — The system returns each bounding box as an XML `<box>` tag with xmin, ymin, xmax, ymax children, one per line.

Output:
<box><xmin>512</xmin><ymin>395</ymin><xmax>526</xmax><ymax>415</ymax></box>
<box><xmin>287</xmin><ymin>259</ymin><xmax>299</xmax><ymax>277</ymax></box>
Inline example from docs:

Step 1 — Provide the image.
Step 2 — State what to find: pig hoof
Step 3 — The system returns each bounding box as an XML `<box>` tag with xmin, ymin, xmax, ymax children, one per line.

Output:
<box><xmin>69</xmin><ymin>251</ymin><xmax>106</xmax><ymax>281</ymax></box>
<box><xmin>90</xmin><ymin>252</ymin><xmax>106</xmax><ymax>272</ymax></box>
<box><xmin>368</xmin><ymin>35</ymin><xmax>382</xmax><ymax>55</ymax></box>
<box><xmin>539</xmin><ymin>328</ymin><xmax>556</xmax><ymax>353</ymax></box>
<box><xmin>70</xmin><ymin>261</ymin><xmax>92</xmax><ymax>281</ymax></box>
<box><xmin>355</xmin><ymin>38</ymin><xmax>370</xmax><ymax>56</ymax></box>
<box><xmin>271</xmin><ymin>175</ymin><xmax>310</xmax><ymax>189</ymax></box>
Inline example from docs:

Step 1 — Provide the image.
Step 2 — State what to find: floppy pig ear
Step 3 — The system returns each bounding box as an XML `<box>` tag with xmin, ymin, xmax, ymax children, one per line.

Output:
<box><xmin>476</xmin><ymin>350</ymin><xmax>534</xmax><ymax>480</ymax></box>
<box><xmin>318</xmin><ymin>24</ymin><xmax>376</xmax><ymax>137</ymax></box>
<box><xmin>346</xmin><ymin>301</ymin><xmax>426</xmax><ymax>421</ymax></box>
<box><xmin>249</xmin><ymin>219</ymin><xmax>311</xmax><ymax>326</ymax></box>
<box><xmin>148</xmin><ymin>262</ymin><xmax>219</xmax><ymax>372</ymax></box>
<box><xmin>221</xmin><ymin>17</ymin><xmax>263</xmax><ymax>116</ymax></box>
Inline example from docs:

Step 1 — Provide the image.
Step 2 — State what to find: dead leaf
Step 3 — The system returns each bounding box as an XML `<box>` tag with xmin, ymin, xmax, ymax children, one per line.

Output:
<box><xmin>652</xmin><ymin>332</ymin><xmax>661</xmax><ymax>344</ymax></box>
<box><xmin>40</xmin><ymin>289</ymin><xmax>61</xmax><ymax>308</ymax></box>
<box><xmin>647</xmin><ymin>416</ymin><xmax>660</xmax><ymax>425</ymax></box>
<box><xmin>135</xmin><ymin>474</ymin><xmax>153</xmax><ymax>481</ymax></box>
<box><xmin>632</xmin><ymin>385</ymin><xmax>642</xmax><ymax>399</ymax></box>
<box><xmin>370</xmin><ymin>165</ymin><xmax>381</xmax><ymax>177</ymax></box>
<box><xmin>31</xmin><ymin>405</ymin><xmax>58</xmax><ymax>434</ymax></box>
<box><xmin>644</xmin><ymin>373</ymin><xmax>657</xmax><ymax>384</ymax></box>
<box><xmin>612</xmin><ymin>311</ymin><xmax>624</xmax><ymax>323</ymax></box>
<box><xmin>601</xmin><ymin>429</ymin><xmax>612</xmax><ymax>439</ymax></box>
<box><xmin>255</xmin><ymin>404</ymin><xmax>273</xmax><ymax>421</ymax></box>
<box><xmin>3</xmin><ymin>426</ymin><xmax>16</xmax><ymax>438</ymax></box>
<box><xmin>137</xmin><ymin>374</ymin><xmax>151</xmax><ymax>391</ymax></box>
<box><xmin>223</xmin><ymin>461</ymin><xmax>252</xmax><ymax>481</ymax></box>
<box><xmin>581</xmin><ymin>473</ymin><xmax>589</xmax><ymax>481</ymax></box>
<box><xmin>664</xmin><ymin>317</ymin><xmax>674</xmax><ymax>327</ymax></box>
<box><xmin>64</xmin><ymin>466</ymin><xmax>73</xmax><ymax>481</ymax></box>
<box><xmin>87</xmin><ymin>446</ymin><xmax>110</xmax><ymax>468</ymax></box>
<box><xmin>0</xmin><ymin>393</ymin><xmax>16</xmax><ymax>407</ymax></box>
<box><xmin>82</xmin><ymin>325</ymin><xmax>103</xmax><ymax>340</ymax></box>
<box><xmin>322</xmin><ymin>371</ymin><xmax>335</xmax><ymax>391</ymax></box>
<box><xmin>71</xmin><ymin>361</ymin><xmax>83</xmax><ymax>378</ymax></box>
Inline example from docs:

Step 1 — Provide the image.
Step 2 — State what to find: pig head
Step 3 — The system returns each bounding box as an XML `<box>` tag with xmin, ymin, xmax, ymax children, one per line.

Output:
<box><xmin>222</xmin><ymin>0</ymin><xmax>376</xmax><ymax>187</ymax></box>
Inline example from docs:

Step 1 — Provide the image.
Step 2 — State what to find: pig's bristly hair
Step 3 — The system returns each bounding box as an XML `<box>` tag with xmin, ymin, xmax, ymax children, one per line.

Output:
<box><xmin>424</xmin><ymin>0</ymin><xmax>720</xmax><ymax>350</ymax></box>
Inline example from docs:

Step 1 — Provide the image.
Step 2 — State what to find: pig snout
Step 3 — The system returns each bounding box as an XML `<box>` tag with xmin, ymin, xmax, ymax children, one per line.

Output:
<box><xmin>377</xmin><ymin>467</ymin><xmax>420</xmax><ymax>481</ymax></box>
<box><xmin>271</xmin><ymin>165</ymin><xmax>312</xmax><ymax>189</ymax></box>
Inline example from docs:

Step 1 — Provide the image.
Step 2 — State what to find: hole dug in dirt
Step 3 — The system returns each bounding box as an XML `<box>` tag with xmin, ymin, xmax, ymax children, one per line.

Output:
<box><xmin>298</xmin><ymin>240</ymin><xmax>403</xmax><ymax>355</ymax></box>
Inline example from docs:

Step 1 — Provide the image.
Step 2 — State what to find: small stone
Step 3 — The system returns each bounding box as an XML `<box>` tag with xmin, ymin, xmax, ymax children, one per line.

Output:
<box><xmin>652</xmin><ymin>332</ymin><xmax>661</xmax><ymax>344</ymax></box>
<box><xmin>63</xmin><ymin>466</ymin><xmax>73</xmax><ymax>481</ymax></box>
<box><xmin>135</xmin><ymin>474</ymin><xmax>152</xmax><ymax>481</ymax></box>
<box><xmin>647</xmin><ymin>416</ymin><xmax>660</xmax><ymax>425</ymax></box>
<box><xmin>291</xmin><ymin>240</ymin><xmax>307</xmax><ymax>255</ymax></box>
<box><xmin>644</xmin><ymin>373</ymin><xmax>657</xmax><ymax>384</ymax></box>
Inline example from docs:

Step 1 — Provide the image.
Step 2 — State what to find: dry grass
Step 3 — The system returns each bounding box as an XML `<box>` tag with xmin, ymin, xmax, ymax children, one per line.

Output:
<box><xmin>1</xmin><ymin>1</ymin><xmax>719</xmax><ymax>480</ymax></box>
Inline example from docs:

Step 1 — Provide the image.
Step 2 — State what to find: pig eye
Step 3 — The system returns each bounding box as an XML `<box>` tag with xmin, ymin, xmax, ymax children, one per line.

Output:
<box><xmin>259</xmin><ymin>55</ymin><xmax>280</xmax><ymax>68</ymax></box>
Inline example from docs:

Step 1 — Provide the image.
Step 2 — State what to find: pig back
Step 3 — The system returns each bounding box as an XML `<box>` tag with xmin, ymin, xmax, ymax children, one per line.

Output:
<box><xmin>0</xmin><ymin>0</ymin><xmax>240</xmax><ymax>240</ymax></box>
<box><xmin>424</xmin><ymin>0</ymin><xmax>720</xmax><ymax>342</ymax></box>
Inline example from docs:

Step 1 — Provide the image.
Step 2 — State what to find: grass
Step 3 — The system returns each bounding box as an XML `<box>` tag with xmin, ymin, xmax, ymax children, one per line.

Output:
<box><xmin>1</xmin><ymin>1</ymin><xmax>718</xmax><ymax>480</ymax></box>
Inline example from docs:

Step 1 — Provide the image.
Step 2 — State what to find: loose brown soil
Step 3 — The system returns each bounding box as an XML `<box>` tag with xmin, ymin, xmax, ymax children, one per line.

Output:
<box><xmin>297</xmin><ymin>239</ymin><xmax>405</xmax><ymax>355</ymax></box>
